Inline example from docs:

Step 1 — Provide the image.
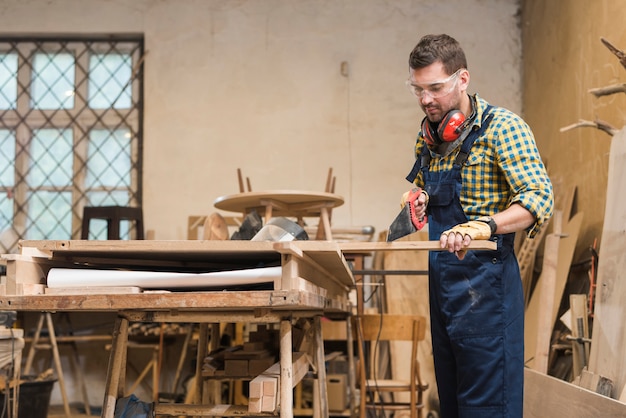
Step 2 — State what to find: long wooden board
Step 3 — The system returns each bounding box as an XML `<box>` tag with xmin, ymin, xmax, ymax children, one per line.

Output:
<box><xmin>524</xmin><ymin>368</ymin><xmax>626</xmax><ymax>417</ymax></box>
<box><xmin>588</xmin><ymin>127</ymin><xmax>626</xmax><ymax>398</ymax></box>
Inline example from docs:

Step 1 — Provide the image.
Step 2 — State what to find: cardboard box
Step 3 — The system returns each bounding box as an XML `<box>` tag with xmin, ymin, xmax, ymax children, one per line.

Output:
<box><xmin>326</xmin><ymin>374</ymin><xmax>348</xmax><ymax>411</ymax></box>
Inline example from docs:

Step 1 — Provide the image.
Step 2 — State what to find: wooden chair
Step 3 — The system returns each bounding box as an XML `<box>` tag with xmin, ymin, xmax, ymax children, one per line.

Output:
<box><xmin>354</xmin><ymin>314</ymin><xmax>428</xmax><ymax>418</ymax></box>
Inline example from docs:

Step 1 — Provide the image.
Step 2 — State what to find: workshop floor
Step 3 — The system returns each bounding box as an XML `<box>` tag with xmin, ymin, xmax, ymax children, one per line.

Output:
<box><xmin>47</xmin><ymin>404</ymin><xmax>95</xmax><ymax>417</ymax></box>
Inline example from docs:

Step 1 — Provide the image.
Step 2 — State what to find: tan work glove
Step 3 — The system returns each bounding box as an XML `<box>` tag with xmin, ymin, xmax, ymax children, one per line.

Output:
<box><xmin>440</xmin><ymin>220</ymin><xmax>492</xmax><ymax>260</ymax></box>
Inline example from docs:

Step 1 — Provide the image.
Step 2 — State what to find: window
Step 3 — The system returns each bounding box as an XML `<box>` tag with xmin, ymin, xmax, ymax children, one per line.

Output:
<box><xmin>0</xmin><ymin>36</ymin><xmax>144</xmax><ymax>252</ymax></box>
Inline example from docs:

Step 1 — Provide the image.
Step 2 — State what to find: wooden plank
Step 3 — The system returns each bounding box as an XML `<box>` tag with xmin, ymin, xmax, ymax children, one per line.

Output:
<box><xmin>533</xmin><ymin>211</ymin><xmax>563</xmax><ymax>374</ymax></box>
<box><xmin>338</xmin><ymin>239</ymin><xmax>496</xmax><ymax>253</ymax></box>
<box><xmin>588</xmin><ymin>127</ymin><xmax>626</xmax><ymax>398</ymax></box>
<box><xmin>154</xmin><ymin>403</ymin><xmax>276</xmax><ymax>416</ymax></box>
<box><xmin>0</xmin><ymin>290</ymin><xmax>332</xmax><ymax>313</ymax></box>
<box><xmin>524</xmin><ymin>368</ymin><xmax>626</xmax><ymax>417</ymax></box>
<box><xmin>524</xmin><ymin>212</ymin><xmax>584</xmax><ymax>370</ymax></box>
<box><xmin>45</xmin><ymin>286</ymin><xmax>142</xmax><ymax>295</ymax></box>
<box><xmin>274</xmin><ymin>241</ymin><xmax>354</xmax><ymax>287</ymax></box>
<box><xmin>569</xmin><ymin>294</ymin><xmax>590</xmax><ymax>380</ymax></box>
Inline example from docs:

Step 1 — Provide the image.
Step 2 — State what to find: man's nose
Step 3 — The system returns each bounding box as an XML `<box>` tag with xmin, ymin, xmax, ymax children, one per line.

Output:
<box><xmin>420</xmin><ymin>92</ymin><xmax>434</xmax><ymax>105</ymax></box>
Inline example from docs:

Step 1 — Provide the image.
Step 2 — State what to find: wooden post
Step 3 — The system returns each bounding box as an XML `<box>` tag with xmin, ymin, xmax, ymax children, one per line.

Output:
<box><xmin>102</xmin><ymin>317</ymin><xmax>129</xmax><ymax>418</ymax></box>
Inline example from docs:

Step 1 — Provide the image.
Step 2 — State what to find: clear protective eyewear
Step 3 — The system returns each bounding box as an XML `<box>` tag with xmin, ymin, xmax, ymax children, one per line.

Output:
<box><xmin>406</xmin><ymin>69</ymin><xmax>462</xmax><ymax>99</ymax></box>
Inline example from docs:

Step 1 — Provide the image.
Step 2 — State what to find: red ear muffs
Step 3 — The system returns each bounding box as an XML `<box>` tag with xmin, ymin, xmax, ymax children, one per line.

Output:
<box><xmin>421</xmin><ymin>110</ymin><xmax>467</xmax><ymax>146</ymax></box>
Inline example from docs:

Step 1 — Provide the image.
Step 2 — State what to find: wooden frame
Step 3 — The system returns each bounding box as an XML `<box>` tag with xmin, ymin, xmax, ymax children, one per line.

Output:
<box><xmin>354</xmin><ymin>314</ymin><xmax>428</xmax><ymax>418</ymax></box>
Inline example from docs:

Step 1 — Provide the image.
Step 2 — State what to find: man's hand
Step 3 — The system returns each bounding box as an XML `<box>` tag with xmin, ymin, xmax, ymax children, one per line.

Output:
<box><xmin>440</xmin><ymin>221</ymin><xmax>492</xmax><ymax>259</ymax></box>
<box><xmin>401</xmin><ymin>189</ymin><xmax>429</xmax><ymax>222</ymax></box>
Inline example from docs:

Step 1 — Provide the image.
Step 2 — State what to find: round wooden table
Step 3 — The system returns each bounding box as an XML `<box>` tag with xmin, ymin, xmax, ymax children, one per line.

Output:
<box><xmin>214</xmin><ymin>190</ymin><xmax>344</xmax><ymax>240</ymax></box>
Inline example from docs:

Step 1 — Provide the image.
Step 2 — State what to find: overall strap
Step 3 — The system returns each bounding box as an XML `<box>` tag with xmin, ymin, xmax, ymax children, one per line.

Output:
<box><xmin>454</xmin><ymin>105</ymin><xmax>494</xmax><ymax>167</ymax></box>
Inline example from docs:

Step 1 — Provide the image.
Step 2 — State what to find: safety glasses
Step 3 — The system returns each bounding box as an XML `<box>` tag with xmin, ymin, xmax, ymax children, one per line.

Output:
<box><xmin>406</xmin><ymin>69</ymin><xmax>462</xmax><ymax>99</ymax></box>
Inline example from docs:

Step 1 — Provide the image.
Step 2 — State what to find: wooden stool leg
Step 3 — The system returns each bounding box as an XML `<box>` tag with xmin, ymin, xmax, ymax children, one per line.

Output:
<box><xmin>103</xmin><ymin>317</ymin><xmax>129</xmax><ymax>418</ymax></box>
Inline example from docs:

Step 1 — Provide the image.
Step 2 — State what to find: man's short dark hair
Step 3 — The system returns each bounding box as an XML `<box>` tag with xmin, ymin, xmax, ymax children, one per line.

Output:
<box><xmin>409</xmin><ymin>34</ymin><xmax>468</xmax><ymax>75</ymax></box>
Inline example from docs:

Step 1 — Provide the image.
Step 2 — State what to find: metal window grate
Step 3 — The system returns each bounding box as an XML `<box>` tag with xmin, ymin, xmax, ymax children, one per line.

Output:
<box><xmin>0</xmin><ymin>36</ymin><xmax>144</xmax><ymax>252</ymax></box>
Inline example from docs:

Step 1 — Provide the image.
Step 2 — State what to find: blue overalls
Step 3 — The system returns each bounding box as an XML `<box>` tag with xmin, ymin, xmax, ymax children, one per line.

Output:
<box><xmin>409</xmin><ymin>109</ymin><xmax>524</xmax><ymax>418</ymax></box>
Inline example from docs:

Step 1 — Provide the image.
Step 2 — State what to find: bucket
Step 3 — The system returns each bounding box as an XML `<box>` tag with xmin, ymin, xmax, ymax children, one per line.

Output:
<box><xmin>0</xmin><ymin>376</ymin><xmax>56</xmax><ymax>418</ymax></box>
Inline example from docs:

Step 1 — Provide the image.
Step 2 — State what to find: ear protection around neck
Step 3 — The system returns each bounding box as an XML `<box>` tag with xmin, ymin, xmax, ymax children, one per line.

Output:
<box><xmin>421</xmin><ymin>109</ymin><xmax>467</xmax><ymax>146</ymax></box>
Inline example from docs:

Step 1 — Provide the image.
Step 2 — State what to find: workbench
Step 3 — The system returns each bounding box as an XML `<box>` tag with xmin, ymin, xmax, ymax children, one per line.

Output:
<box><xmin>0</xmin><ymin>239</ymin><xmax>355</xmax><ymax>417</ymax></box>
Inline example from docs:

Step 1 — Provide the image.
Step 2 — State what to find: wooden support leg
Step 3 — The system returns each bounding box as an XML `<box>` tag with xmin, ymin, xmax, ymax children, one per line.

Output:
<box><xmin>194</xmin><ymin>323</ymin><xmax>209</xmax><ymax>405</ymax></box>
<box><xmin>68</xmin><ymin>340</ymin><xmax>92</xmax><ymax>416</ymax></box>
<box><xmin>346</xmin><ymin>316</ymin><xmax>357</xmax><ymax>418</ymax></box>
<box><xmin>280</xmin><ymin>319</ymin><xmax>293</xmax><ymax>418</ymax></box>
<box><xmin>102</xmin><ymin>317</ymin><xmax>129</xmax><ymax>418</ymax></box>
<box><xmin>45</xmin><ymin>312</ymin><xmax>73</xmax><ymax>417</ymax></box>
<box><xmin>313</xmin><ymin>316</ymin><xmax>329</xmax><ymax>418</ymax></box>
<box><xmin>171</xmin><ymin>324</ymin><xmax>194</xmax><ymax>395</ymax></box>
<box><xmin>23</xmin><ymin>313</ymin><xmax>44</xmax><ymax>375</ymax></box>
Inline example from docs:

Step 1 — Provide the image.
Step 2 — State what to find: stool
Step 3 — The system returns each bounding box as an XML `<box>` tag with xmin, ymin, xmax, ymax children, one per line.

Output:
<box><xmin>81</xmin><ymin>206</ymin><xmax>144</xmax><ymax>240</ymax></box>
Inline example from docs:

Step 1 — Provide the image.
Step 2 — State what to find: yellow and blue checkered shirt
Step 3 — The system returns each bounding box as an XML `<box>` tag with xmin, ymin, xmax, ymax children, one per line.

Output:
<box><xmin>412</xmin><ymin>95</ymin><xmax>553</xmax><ymax>237</ymax></box>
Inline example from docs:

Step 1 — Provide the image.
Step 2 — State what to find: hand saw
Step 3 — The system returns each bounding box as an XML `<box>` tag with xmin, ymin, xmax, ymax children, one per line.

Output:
<box><xmin>387</xmin><ymin>187</ymin><xmax>427</xmax><ymax>241</ymax></box>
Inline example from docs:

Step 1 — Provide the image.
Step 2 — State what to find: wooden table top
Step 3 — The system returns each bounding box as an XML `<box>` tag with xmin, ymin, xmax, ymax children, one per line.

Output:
<box><xmin>213</xmin><ymin>190</ymin><xmax>344</xmax><ymax>217</ymax></box>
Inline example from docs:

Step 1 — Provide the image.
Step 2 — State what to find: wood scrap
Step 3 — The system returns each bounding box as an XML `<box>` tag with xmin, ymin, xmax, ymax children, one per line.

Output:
<box><xmin>524</xmin><ymin>212</ymin><xmax>584</xmax><ymax>371</ymax></box>
<box><xmin>248</xmin><ymin>352</ymin><xmax>309</xmax><ymax>413</ymax></box>
<box><xmin>520</xmin><ymin>185</ymin><xmax>576</xmax><ymax>307</ymax></box>
<box><xmin>533</xmin><ymin>211</ymin><xmax>563</xmax><ymax>374</ymax></box>
<box><xmin>588</xmin><ymin>84</ymin><xmax>626</xmax><ymax>98</ymax></box>
<box><xmin>578</xmin><ymin>368</ymin><xmax>614</xmax><ymax>397</ymax></box>
<box><xmin>559</xmin><ymin>119</ymin><xmax>618</xmax><ymax>136</ymax></box>
<box><xmin>600</xmin><ymin>37</ymin><xmax>626</xmax><ymax>70</ymax></box>
<box><xmin>566</xmin><ymin>294</ymin><xmax>591</xmax><ymax>380</ymax></box>
<box><xmin>588</xmin><ymin>127</ymin><xmax>626</xmax><ymax>398</ymax></box>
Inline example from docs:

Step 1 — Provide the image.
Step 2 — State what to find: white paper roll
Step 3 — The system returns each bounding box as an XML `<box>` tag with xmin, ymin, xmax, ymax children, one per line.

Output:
<box><xmin>46</xmin><ymin>266</ymin><xmax>282</xmax><ymax>289</ymax></box>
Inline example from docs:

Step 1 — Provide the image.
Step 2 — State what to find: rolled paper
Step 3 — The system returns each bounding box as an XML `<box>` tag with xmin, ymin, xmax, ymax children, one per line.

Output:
<box><xmin>46</xmin><ymin>266</ymin><xmax>282</xmax><ymax>289</ymax></box>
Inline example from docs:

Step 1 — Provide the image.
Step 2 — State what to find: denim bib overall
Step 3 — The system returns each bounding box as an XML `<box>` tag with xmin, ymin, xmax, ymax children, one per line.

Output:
<box><xmin>412</xmin><ymin>110</ymin><xmax>524</xmax><ymax>418</ymax></box>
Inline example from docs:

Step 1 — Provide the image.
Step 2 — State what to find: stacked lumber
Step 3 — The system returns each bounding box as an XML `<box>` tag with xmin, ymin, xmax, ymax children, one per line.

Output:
<box><xmin>202</xmin><ymin>325</ymin><xmax>279</xmax><ymax>378</ymax></box>
<box><xmin>248</xmin><ymin>352</ymin><xmax>310</xmax><ymax>413</ymax></box>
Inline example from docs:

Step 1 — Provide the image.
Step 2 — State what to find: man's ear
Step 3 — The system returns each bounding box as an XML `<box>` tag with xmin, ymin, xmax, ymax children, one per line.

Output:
<box><xmin>459</xmin><ymin>68</ymin><xmax>470</xmax><ymax>90</ymax></box>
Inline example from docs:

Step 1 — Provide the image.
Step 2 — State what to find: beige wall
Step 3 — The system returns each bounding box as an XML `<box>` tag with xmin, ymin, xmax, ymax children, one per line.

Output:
<box><xmin>0</xmin><ymin>0</ymin><xmax>522</xmax><ymax>241</ymax></box>
<box><xmin>7</xmin><ymin>0</ymin><xmax>625</xmax><ymax>409</ymax></box>
<box><xmin>522</xmin><ymin>0</ymin><xmax>626</xmax><ymax>260</ymax></box>
<box><xmin>0</xmin><ymin>0</ymin><xmax>524</xmax><ymax>407</ymax></box>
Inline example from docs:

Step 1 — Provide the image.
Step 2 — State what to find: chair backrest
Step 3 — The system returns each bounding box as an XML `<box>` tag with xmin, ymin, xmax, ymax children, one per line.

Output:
<box><xmin>355</xmin><ymin>314</ymin><xmax>426</xmax><ymax>342</ymax></box>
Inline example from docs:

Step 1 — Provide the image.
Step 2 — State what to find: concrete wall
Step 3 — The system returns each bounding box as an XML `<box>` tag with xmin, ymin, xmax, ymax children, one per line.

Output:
<box><xmin>0</xmin><ymin>0</ymin><xmax>523</xmax><ymax>408</ymax></box>
<box><xmin>522</xmin><ymin>0</ymin><xmax>626</xmax><ymax>261</ymax></box>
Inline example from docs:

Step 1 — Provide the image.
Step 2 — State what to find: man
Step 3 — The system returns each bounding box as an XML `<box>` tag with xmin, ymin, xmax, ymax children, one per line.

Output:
<box><xmin>402</xmin><ymin>34</ymin><xmax>553</xmax><ymax>417</ymax></box>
